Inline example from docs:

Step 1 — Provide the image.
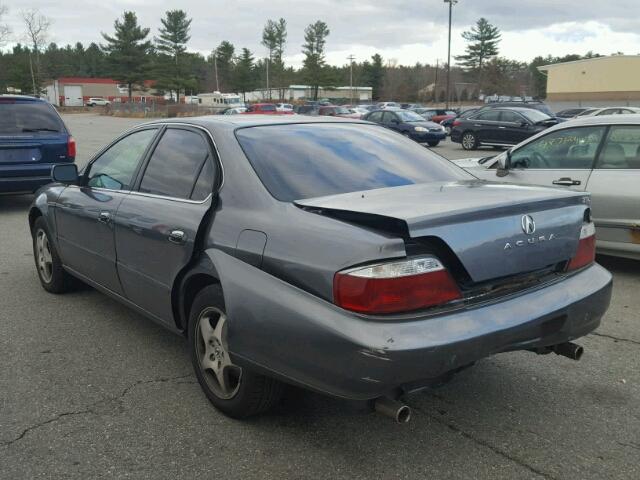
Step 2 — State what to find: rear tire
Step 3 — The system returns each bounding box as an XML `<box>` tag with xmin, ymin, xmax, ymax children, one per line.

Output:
<box><xmin>188</xmin><ymin>284</ymin><xmax>284</xmax><ymax>418</ymax></box>
<box><xmin>461</xmin><ymin>131</ymin><xmax>478</xmax><ymax>150</ymax></box>
<box><xmin>32</xmin><ymin>217</ymin><xmax>76</xmax><ymax>293</ymax></box>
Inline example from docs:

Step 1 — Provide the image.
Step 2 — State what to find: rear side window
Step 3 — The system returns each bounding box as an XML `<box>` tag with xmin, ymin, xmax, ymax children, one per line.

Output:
<box><xmin>139</xmin><ymin>129</ymin><xmax>211</xmax><ymax>199</ymax></box>
<box><xmin>0</xmin><ymin>100</ymin><xmax>65</xmax><ymax>134</ymax></box>
<box><xmin>596</xmin><ymin>126</ymin><xmax>640</xmax><ymax>169</ymax></box>
<box><xmin>236</xmin><ymin>123</ymin><xmax>470</xmax><ymax>201</ymax></box>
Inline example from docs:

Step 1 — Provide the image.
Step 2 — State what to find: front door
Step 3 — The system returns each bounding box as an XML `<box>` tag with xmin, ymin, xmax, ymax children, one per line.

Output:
<box><xmin>56</xmin><ymin>128</ymin><xmax>159</xmax><ymax>294</ymax></box>
<box><xmin>497</xmin><ymin>110</ymin><xmax>532</xmax><ymax>145</ymax></box>
<box><xmin>585</xmin><ymin>125</ymin><xmax>640</xmax><ymax>254</ymax></box>
<box><xmin>114</xmin><ymin>127</ymin><xmax>217</xmax><ymax>325</ymax></box>
<box><xmin>471</xmin><ymin>109</ymin><xmax>502</xmax><ymax>144</ymax></box>
<box><xmin>494</xmin><ymin>125</ymin><xmax>607</xmax><ymax>190</ymax></box>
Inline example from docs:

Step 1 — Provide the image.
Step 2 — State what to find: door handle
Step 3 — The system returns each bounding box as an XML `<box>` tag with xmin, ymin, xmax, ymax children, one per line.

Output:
<box><xmin>552</xmin><ymin>178</ymin><xmax>581</xmax><ymax>186</ymax></box>
<box><xmin>168</xmin><ymin>230</ymin><xmax>186</xmax><ymax>244</ymax></box>
<box><xmin>98</xmin><ymin>211</ymin><xmax>112</xmax><ymax>224</ymax></box>
<box><xmin>498</xmin><ymin>126</ymin><xmax>506</xmax><ymax>129</ymax></box>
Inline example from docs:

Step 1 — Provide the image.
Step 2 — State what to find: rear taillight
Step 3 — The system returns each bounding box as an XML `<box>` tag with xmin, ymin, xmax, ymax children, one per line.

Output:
<box><xmin>67</xmin><ymin>136</ymin><xmax>76</xmax><ymax>158</ymax></box>
<box><xmin>452</xmin><ymin>120</ymin><xmax>461</xmax><ymax>127</ymax></box>
<box><xmin>567</xmin><ymin>223</ymin><xmax>596</xmax><ymax>271</ymax></box>
<box><xmin>333</xmin><ymin>257</ymin><xmax>462</xmax><ymax>314</ymax></box>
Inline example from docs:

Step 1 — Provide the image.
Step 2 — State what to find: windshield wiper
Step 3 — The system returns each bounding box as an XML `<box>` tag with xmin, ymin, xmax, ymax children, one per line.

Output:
<box><xmin>22</xmin><ymin>128</ymin><xmax>60</xmax><ymax>133</ymax></box>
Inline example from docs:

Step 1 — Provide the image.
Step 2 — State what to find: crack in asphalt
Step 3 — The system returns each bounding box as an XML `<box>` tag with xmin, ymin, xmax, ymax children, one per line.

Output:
<box><xmin>1</xmin><ymin>373</ymin><xmax>193</xmax><ymax>448</ymax></box>
<box><xmin>410</xmin><ymin>405</ymin><xmax>558</xmax><ymax>480</ymax></box>
<box><xmin>590</xmin><ymin>332</ymin><xmax>640</xmax><ymax>346</ymax></box>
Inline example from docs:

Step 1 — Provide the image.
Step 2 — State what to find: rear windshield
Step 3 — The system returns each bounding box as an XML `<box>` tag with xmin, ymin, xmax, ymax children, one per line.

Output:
<box><xmin>0</xmin><ymin>100</ymin><xmax>65</xmax><ymax>135</ymax></box>
<box><xmin>235</xmin><ymin>123</ymin><xmax>470</xmax><ymax>201</ymax></box>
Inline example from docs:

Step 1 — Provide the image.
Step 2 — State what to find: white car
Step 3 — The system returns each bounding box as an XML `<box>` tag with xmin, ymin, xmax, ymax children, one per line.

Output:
<box><xmin>276</xmin><ymin>103</ymin><xmax>293</xmax><ymax>112</ymax></box>
<box><xmin>451</xmin><ymin>114</ymin><xmax>640</xmax><ymax>260</ymax></box>
<box><xmin>85</xmin><ymin>98</ymin><xmax>110</xmax><ymax>107</ymax></box>
<box><xmin>222</xmin><ymin>107</ymin><xmax>247</xmax><ymax>115</ymax></box>
<box><xmin>348</xmin><ymin>107</ymin><xmax>370</xmax><ymax>118</ymax></box>
<box><xmin>377</xmin><ymin>102</ymin><xmax>400</xmax><ymax>109</ymax></box>
<box><xmin>574</xmin><ymin>106</ymin><xmax>640</xmax><ymax>118</ymax></box>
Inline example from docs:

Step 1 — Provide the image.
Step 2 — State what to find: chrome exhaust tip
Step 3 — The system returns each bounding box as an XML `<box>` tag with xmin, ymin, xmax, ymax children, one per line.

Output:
<box><xmin>374</xmin><ymin>397</ymin><xmax>412</xmax><ymax>423</ymax></box>
<box><xmin>553</xmin><ymin>342</ymin><xmax>584</xmax><ymax>361</ymax></box>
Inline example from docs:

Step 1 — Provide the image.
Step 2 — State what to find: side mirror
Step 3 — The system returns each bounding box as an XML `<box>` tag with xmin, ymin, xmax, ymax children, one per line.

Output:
<box><xmin>496</xmin><ymin>151</ymin><xmax>511</xmax><ymax>177</ymax></box>
<box><xmin>51</xmin><ymin>163</ymin><xmax>79</xmax><ymax>184</ymax></box>
<box><xmin>520</xmin><ymin>121</ymin><xmax>528</xmax><ymax>127</ymax></box>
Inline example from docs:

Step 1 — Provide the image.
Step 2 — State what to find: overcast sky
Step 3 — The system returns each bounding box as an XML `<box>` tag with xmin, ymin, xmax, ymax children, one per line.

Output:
<box><xmin>2</xmin><ymin>0</ymin><xmax>640</xmax><ymax>67</ymax></box>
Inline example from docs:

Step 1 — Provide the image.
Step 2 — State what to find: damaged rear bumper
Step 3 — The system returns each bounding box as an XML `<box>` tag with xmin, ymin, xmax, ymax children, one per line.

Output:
<box><xmin>214</xmin><ymin>251</ymin><xmax>612</xmax><ymax>400</ymax></box>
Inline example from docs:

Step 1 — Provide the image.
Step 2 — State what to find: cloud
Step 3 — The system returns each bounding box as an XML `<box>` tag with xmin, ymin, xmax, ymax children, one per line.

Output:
<box><xmin>2</xmin><ymin>0</ymin><xmax>640</xmax><ymax>68</ymax></box>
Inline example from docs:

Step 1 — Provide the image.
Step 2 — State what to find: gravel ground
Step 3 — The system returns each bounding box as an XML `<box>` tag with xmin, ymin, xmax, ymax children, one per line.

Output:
<box><xmin>1</xmin><ymin>114</ymin><xmax>638</xmax><ymax>479</ymax></box>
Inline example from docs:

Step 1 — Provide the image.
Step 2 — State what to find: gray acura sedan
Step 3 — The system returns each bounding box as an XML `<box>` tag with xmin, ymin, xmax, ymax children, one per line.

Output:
<box><xmin>29</xmin><ymin>116</ymin><xmax>612</xmax><ymax>421</ymax></box>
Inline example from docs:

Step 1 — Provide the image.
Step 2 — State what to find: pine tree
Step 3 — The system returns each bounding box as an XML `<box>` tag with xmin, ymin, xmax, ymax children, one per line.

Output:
<box><xmin>363</xmin><ymin>53</ymin><xmax>384</xmax><ymax>101</ymax></box>
<box><xmin>155</xmin><ymin>10</ymin><xmax>192</xmax><ymax>103</ymax></box>
<box><xmin>455</xmin><ymin>18</ymin><xmax>501</xmax><ymax>91</ymax></box>
<box><xmin>235</xmin><ymin>48</ymin><xmax>255</xmax><ymax>101</ymax></box>
<box><xmin>101</xmin><ymin>11</ymin><xmax>152</xmax><ymax>101</ymax></box>
<box><xmin>301</xmin><ymin>20</ymin><xmax>329</xmax><ymax>100</ymax></box>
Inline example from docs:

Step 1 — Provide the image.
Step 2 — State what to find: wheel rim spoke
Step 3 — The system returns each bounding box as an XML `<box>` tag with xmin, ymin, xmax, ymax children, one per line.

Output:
<box><xmin>36</xmin><ymin>231</ymin><xmax>53</xmax><ymax>282</ymax></box>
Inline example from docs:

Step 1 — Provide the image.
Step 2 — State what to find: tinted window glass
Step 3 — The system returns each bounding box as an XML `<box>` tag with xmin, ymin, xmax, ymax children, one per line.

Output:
<box><xmin>260</xmin><ymin>105</ymin><xmax>276</xmax><ymax>112</ymax></box>
<box><xmin>520</xmin><ymin>109</ymin><xmax>552</xmax><ymax>123</ymax></box>
<box><xmin>500</xmin><ymin>111</ymin><xmax>524</xmax><ymax>123</ymax></box>
<box><xmin>236</xmin><ymin>123</ymin><xmax>470</xmax><ymax>201</ymax></box>
<box><xmin>190</xmin><ymin>158</ymin><xmax>215</xmax><ymax>199</ymax></box>
<box><xmin>510</xmin><ymin>126</ymin><xmax>605</xmax><ymax>169</ymax></box>
<box><xmin>596</xmin><ymin>126</ymin><xmax>640</xmax><ymax>169</ymax></box>
<box><xmin>382</xmin><ymin>112</ymin><xmax>397</xmax><ymax>123</ymax></box>
<box><xmin>367</xmin><ymin>111</ymin><xmax>383</xmax><ymax>123</ymax></box>
<box><xmin>139</xmin><ymin>129</ymin><xmax>210</xmax><ymax>199</ymax></box>
<box><xmin>476</xmin><ymin>110</ymin><xmax>501</xmax><ymax>121</ymax></box>
<box><xmin>87</xmin><ymin>129</ymin><xmax>157</xmax><ymax>190</ymax></box>
<box><xmin>396</xmin><ymin>111</ymin><xmax>424</xmax><ymax>122</ymax></box>
<box><xmin>0</xmin><ymin>100</ymin><xmax>65</xmax><ymax>134</ymax></box>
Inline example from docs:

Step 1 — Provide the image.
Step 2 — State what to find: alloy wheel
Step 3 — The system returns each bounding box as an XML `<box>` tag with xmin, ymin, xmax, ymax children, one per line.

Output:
<box><xmin>462</xmin><ymin>133</ymin><xmax>476</xmax><ymax>150</ymax></box>
<box><xmin>195</xmin><ymin>307</ymin><xmax>242</xmax><ymax>399</ymax></box>
<box><xmin>36</xmin><ymin>229</ymin><xmax>53</xmax><ymax>283</ymax></box>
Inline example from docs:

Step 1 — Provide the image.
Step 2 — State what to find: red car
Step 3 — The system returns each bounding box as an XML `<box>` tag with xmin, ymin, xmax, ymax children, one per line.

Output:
<box><xmin>242</xmin><ymin>103</ymin><xmax>294</xmax><ymax>115</ymax></box>
<box><xmin>412</xmin><ymin>108</ymin><xmax>457</xmax><ymax>124</ymax></box>
<box><xmin>318</xmin><ymin>105</ymin><xmax>360</xmax><ymax>119</ymax></box>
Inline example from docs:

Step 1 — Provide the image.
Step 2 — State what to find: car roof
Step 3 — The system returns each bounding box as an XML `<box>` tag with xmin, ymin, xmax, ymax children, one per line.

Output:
<box><xmin>0</xmin><ymin>94</ymin><xmax>46</xmax><ymax>102</ymax></box>
<box><xmin>553</xmin><ymin>113</ymin><xmax>640</xmax><ymax>127</ymax></box>
<box><xmin>142</xmin><ymin>115</ymin><xmax>370</xmax><ymax>131</ymax></box>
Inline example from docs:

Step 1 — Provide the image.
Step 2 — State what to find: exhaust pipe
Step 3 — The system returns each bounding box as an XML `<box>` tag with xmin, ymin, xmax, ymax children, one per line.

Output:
<box><xmin>553</xmin><ymin>342</ymin><xmax>584</xmax><ymax>361</ymax></box>
<box><xmin>374</xmin><ymin>397</ymin><xmax>411</xmax><ymax>423</ymax></box>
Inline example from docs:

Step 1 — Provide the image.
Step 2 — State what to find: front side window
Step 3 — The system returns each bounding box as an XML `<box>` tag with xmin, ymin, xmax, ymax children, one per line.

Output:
<box><xmin>395</xmin><ymin>111</ymin><xmax>424</xmax><ymax>122</ymax></box>
<box><xmin>235</xmin><ymin>123</ymin><xmax>470</xmax><ymax>201</ymax></box>
<box><xmin>476</xmin><ymin>110</ymin><xmax>501</xmax><ymax>121</ymax></box>
<box><xmin>510</xmin><ymin>126</ymin><xmax>605</xmax><ymax>169</ymax></box>
<box><xmin>139</xmin><ymin>129</ymin><xmax>211</xmax><ymax>199</ymax></box>
<box><xmin>596</xmin><ymin>126</ymin><xmax>640</xmax><ymax>169</ymax></box>
<box><xmin>86</xmin><ymin>129</ymin><xmax>158</xmax><ymax>190</ymax></box>
<box><xmin>382</xmin><ymin>112</ymin><xmax>397</xmax><ymax>124</ymax></box>
<box><xmin>367</xmin><ymin>111</ymin><xmax>383</xmax><ymax>123</ymax></box>
<box><xmin>500</xmin><ymin>111</ymin><xmax>524</xmax><ymax>123</ymax></box>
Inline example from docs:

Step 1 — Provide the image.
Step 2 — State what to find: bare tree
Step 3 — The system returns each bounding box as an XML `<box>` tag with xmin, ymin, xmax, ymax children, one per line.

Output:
<box><xmin>22</xmin><ymin>8</ymin><xmax>51</xmax><ymax>95</ymax></box>
<box><xmin>0</xmin><ymin>3</ymin><xmax>11</xmax><ymax>47</ymax></box>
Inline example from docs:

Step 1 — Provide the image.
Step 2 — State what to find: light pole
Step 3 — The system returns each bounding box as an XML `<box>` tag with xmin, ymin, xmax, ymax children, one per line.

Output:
<box><xmin>443</xmin><ymin>0</ymin><xmax>457</xmax><ymax>109</ymax></box>
<box><xmin>347</xmin><ymin>54</ymin><xmax>355</xmax><ymax>104</ymax></box>
<box><xmin>213</xmin><ymin>49</ymin><xmax>219</xmax><ymax>92</ymax></box>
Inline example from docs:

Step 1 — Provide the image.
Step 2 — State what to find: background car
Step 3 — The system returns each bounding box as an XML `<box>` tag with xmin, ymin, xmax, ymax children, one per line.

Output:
<box><xmin>276</xmin><ymin>103</ymin><xmax>293</xmax><ymax>112</ymax></box>
<box><xmin>0</xmin><ymin>95</ymin><xmax>76</xmax><ymax>194</ymax></box>
<box><xmin>410</xmin><ymin>108</ymin><xmax>457</xmax><ymax>123</ymax></box>
<box><xmin>440</xmin><ymin>107</ymin><xmax>480</xmax><ymax>135</ymax></box>
<box><xmin>450</xmin><ymin>107</ymin><xmax>558</xmax><ymax>150</ymax></box>
<box><xmin>85</xmin><ymin>97</ymin><xmax>110</xmax><ymax>107</ymax></box>
<box><xmin>480</xmin><ymin>101</ymin><xmax>555</xmax><ymax>117</ymax></box>
<box><xmin>451</xmin><ymin>115</ymin><xmax>640</xmax><ymax>260</ymax></box>
<box><xmin>222</xmin><ymin>107</ymin><xmax>247</xmax><ymax>115</ymax></box>
<box><xmin>294</xmin><ymin>105</ymin><xmax>319</xmax><ymax>115</ymax></box>
<box><xmin>572</xmin><ymin>106</ymin><xmax>640</xmax><ymax>117</ymax></box>
<box><xmin>347</xmin><ymin>106</ymin><xmax>370</xmax><ymax>118</ymax></box>
<box><xmin>377</xmin><ymin>101</ymin><xmax>400</xmax><ymax>109</ymax></box>
<box><xmin>556</xmin><ymin>107</ymin><xmax>594</xmax><ymax>118</ymax></box>
<box><xmin>364</xmin><ymin>108</ymin><xmax>446</xmax><ymax>146</ymax></box>
<box><xmin>242</xmin><ymin>103</ymin><xmax>294</xmax><ymax>115</ymax></box>
<box><xmin>318</xmin><ymin>106</ymin><xmax>360</xmax><ymax>118</ymax></box>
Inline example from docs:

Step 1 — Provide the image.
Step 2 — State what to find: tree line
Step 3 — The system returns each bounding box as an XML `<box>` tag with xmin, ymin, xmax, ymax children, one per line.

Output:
<box><xmin>0</xmin><ymin>7</ymin><xmax>603</xmax><ymax>103</ymax></box>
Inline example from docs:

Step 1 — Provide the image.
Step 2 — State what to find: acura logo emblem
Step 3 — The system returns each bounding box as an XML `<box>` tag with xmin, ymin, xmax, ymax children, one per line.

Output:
<box><xmin>521</xmin><ymin>215</ymin><xmax>536</xmax><ymax>235</ymax></box>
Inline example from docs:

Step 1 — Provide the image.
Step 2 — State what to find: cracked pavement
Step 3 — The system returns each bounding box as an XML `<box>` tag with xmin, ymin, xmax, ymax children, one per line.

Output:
<box><xmin>1</xmin><ymin>114</ymin><xmax>639</xmax><ymax>479</ymax></box>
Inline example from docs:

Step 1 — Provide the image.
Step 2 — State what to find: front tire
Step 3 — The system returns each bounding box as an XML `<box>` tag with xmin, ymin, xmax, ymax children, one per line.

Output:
<box><xmin>461</xmin><ymin>131</ymin><xmax>478</xmax><ymax>150</ymax></box>
<box><xmin>32</xmin><ymin>217</ymin><xmax>76</xmax><ymax>293</ymax></box>
<box><xmin>427</xmin><ymin>141</ymin><xmax>440</xmax><ymax>147</ymax></box>
<box><xmin>188</xmin><ymin>284</ymin><xmax>284</xmax><ymax>418</ymax></box>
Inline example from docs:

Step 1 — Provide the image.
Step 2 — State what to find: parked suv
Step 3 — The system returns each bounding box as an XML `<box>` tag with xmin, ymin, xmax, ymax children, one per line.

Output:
<box><xmin>86</xmin><ymin>97</ymin><xmax>110</xmax><ymax>107</ymax></box>
<box><xmin>0</xmin><ymin>95</ymin><xmax>76</xmax><ymax>194</ymax></box>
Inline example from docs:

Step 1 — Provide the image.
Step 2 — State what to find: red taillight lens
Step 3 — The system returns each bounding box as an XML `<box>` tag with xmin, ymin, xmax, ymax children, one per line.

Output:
<box><xmin>452</xmin><ymin>120</ymin><xmax>461</xmax><ymax>127</ymax></box>
<box><xmin>67</xmin><ymin>136</ymin><xmax>77</xmax><ymax>158</ymax></box>
<box><xmin>333</xmin><ymin>257</ymin><xmax>462</xmax><ymax>314</ymax></box>
<box><xmin>567</xmin><ymin>223</ymin><xmax>596</xmax><ymax>271</ymax></box>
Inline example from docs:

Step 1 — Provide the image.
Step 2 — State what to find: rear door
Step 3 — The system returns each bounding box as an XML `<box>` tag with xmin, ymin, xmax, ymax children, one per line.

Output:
<box><xmin>471</xmin><ymin>109</ymin><xmax>502</xmax><ymax>144</ymax></box>
<box><xmin>114</xmin><ymin>126</ymin><xmax>217</xmax><ymax>325</ymax></box>
<box><xmin>585</xmin><ymin>125</ymin><xmax>640</xmax><ymax>255</ymax></box>
<box><xmin>492</xmin><ymin>125</ymin><xmax>606</xmax><ymax>189</ymax></box>
<box><xmin>56</xmin><ymin>127</ymin><xmax>159</xmax><ymax>294</ymax></box>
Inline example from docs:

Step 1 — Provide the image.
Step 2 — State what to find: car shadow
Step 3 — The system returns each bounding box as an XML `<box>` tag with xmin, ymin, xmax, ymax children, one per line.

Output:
<box><xmin>597</xmin><ymin>254</ymin><xmax>640</xmax><ymax>276</ymax></box>
<box><xmin>0</xmin><ymin>194</ymin><xmax>34</xmax><ymax>213</ymax></box>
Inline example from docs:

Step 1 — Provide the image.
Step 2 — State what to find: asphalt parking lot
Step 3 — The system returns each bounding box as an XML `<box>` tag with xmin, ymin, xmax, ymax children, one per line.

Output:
<box><xmin>1</xmin><ymin>113</ymin><xmax>639</xmax><ymax>479</ymax></box>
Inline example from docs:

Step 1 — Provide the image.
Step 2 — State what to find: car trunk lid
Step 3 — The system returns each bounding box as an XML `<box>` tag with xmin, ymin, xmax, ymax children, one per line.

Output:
<box><xmin>295</xmin><ymin>181</ymin><xmax>588</xmax><ymax>283</ymax></box>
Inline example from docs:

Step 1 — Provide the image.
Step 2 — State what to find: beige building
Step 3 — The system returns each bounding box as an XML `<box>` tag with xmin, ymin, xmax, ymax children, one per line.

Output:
<box><xmin>538</xmin><ymin>55</ymin><xmax>640</xmax><ymax>104</ymax></box>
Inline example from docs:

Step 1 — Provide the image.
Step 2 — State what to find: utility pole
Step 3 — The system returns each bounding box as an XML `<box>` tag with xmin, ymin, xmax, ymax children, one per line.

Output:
<box><xmin>213</xmin><ymin>49</ymin><xmax>219</xmax><ymax>91</ymax></box>
<box><xmin>347</xmin><ymin>54</ymin><xmax>355</xmax><ymax>105</ymax></box>
<box><xmin>444</xmin><ymin>0</ymin><xmax>458</xmax><ymax>109</ymax></box>
<box><xmin>434</xmin><ymin>59</ymin><xmax>439</xmax><ymax>104</ymax></box>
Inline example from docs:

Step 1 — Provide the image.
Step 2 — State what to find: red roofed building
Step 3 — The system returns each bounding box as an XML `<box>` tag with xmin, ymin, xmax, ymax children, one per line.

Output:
<box><xmin>45</xmin><ymin>77</ymin><xmax>164</xmax><ymax>106</ymax></box>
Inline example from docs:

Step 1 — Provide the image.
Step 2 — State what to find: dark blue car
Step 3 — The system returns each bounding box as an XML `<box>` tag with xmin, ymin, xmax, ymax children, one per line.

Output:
<box><xmin>363</xmin><ymin>109</ymin><xmax>446</xmax><ymax>146</ymax></box>
<box><xmin>0</xmin><ymin>95</ymin><xmax>75</xmax><ymax>194</ymax></box>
